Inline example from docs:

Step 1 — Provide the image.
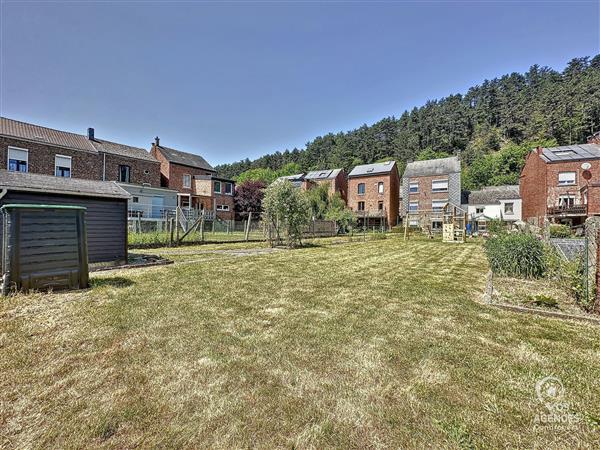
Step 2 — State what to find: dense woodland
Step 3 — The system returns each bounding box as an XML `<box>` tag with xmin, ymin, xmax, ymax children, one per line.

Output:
<box><xmin>216</xmin><ymin>56</ymin><xmax>600</xmax><ymax>190</ymax></box>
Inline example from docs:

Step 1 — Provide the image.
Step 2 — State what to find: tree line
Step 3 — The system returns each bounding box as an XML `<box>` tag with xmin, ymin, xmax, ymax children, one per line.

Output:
<box><xmin>216</xmin><ymin>55</ymin><xmax>600</xmax><ymax>190</ymax></box>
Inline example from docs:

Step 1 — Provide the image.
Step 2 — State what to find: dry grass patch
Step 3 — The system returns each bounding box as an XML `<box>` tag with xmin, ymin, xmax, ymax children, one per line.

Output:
<box><xmin>1</xmin><ymin>237</ymin><xmax>599</xmax><ymax>448</ymax></box>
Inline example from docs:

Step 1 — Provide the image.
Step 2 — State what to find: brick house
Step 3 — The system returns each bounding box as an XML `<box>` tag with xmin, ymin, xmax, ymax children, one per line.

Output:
<box><xmin>520</xmin><ymin>142</ymin><xmax>600</xmax><ymax>226</ymax></box>
<box><xmin>193</xmin><ymin>175</ymin><xmax>236</xmax><ymax>220</ymax></box>
<box><xmin>0</xmin><ymin>117</ymin><xmax>181</xmax><ymax>220</ymax></box>
<box><xmin>347</xmin><ymin>161</ymin><xmax>400</xmax><ymax>229</ymax></box>
<box><xmin>150</xmin><ymin>137</ymin><xmax>234</xmax><ymax>220</ymax></box>
<box><xmin>304</xmin><ymin>169</ymin><xmax>348</xmax><ymax>202</ymax></box>
<box><xmin>0</xmin><ymin>117</ymin><xmax>161</xmax><ymax>185</ymax></box>
<box><xmin>401</xmin><ymin>156</ymin><xmax>461</xmax><ymax>230</ymax></box>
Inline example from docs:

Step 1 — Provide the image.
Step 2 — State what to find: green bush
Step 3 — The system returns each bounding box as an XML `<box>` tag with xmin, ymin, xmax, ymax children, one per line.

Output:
<box><xmin>484</xmin><ymin>232</ymin><xmax>546</xmax><ymax>278</ymax></box>
<box><xmin>549</xmin><ymin>224</ymin><xmax>572</xmax><ymax>238</ymax></box>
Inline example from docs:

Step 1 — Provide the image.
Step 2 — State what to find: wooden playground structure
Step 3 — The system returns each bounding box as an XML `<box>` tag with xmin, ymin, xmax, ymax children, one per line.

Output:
<box><xmin>403</xmin><ymin>203</ymin><xmax>467</xmax><ymax>243</ymax></box>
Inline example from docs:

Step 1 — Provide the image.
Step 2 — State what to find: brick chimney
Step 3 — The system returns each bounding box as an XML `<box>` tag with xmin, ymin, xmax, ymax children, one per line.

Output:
<box><xmin>154</xmin><ymin>136</ymin><xmax>160</xmax><ymax>147</ymax></box>
<box><xmin>588</xmin><ymin>131</ymin><xmax>600</xmax><ymax>145</ymax></box>
<box><xmin>536</xmin><ymin>146</ymin><xmax>543</xmax><ymax>155</ymax></box>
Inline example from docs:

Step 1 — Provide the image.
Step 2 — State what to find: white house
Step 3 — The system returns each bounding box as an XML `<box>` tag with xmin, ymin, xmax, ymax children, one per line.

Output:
<box><xmin>467</xmin><ymin>185</ymin><xmax>521</xmax><ymax>233</ymax></box>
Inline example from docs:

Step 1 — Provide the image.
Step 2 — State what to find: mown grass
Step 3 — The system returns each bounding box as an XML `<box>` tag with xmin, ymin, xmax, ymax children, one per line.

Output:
<box><xmin>128</xmin><ymin>230</ymin><xmax>265</xmax><ymax>246</ymax></box>
<box><xmin>1</xmin><ymin>237</ymin><xmax>599</xmax><ymax>448</ymax></box>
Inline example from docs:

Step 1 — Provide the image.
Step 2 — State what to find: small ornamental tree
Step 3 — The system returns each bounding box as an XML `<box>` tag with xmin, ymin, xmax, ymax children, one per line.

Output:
<box><xmin>234</xmin><ymin>180</ymin><xmax>266</xmax><ymax>219</ymax></box>
<box><xmin>262</xmin><ymin>180</ymin><xmax>311</xmax><ymax>248</ymax></box>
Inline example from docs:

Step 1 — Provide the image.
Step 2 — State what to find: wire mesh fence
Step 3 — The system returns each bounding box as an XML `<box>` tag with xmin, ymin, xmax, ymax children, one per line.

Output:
<box><xmin>128</xmin><ymin>213</ymin><xmax>337</xmax><ymax>248</ymax></box>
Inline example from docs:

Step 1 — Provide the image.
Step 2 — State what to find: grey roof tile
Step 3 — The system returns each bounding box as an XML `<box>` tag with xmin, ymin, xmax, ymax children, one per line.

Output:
<box><xmin>305</xmin><ymin>168</ymin><xmax>342</xmax><ymax>180</ymax></box>
<box><xmin>403</xmin><ymin>156</ymin><xmax>460</xmax><ymax>178</ymax></box>
<box><xmin>348</xmin><ymin>161</ymin><xmax>396</xmax><ymax>178</ymax></box>
<box><xmin>90</xmin><ymin>139</ymin><xmax>157</xmax><ymax>162</ymax></box>
<box><xmin>540</xmin><ymin>144</ymin><xmax>600</xmax><ymax>162</ymax></box>
<box><xmin>468</xmin><ymin>185</ymin><xmax>520</xmax><ymax>205</ymax></box>
<box><xmin>0</xmin><ymin>170</ymin><xmax>131</xmax><ymax>199</ymax></box>
<box><xmin>155</xmin><ymin>145</ymin><xmax>214</xmax><ymax>171</ymax></box>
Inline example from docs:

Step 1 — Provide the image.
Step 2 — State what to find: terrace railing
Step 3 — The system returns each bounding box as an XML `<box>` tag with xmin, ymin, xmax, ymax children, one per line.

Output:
<box><xmin>547</xmin><ymin>204</ymin><xmax>587</xmax><ymax>216</ymax></box>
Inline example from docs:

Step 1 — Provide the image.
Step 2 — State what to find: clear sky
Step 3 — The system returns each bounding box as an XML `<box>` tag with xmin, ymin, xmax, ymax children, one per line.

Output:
<box><xmin>1</xmin><ymin>1</ymin><xmax>599</xmax><ymax>166</ymax></box>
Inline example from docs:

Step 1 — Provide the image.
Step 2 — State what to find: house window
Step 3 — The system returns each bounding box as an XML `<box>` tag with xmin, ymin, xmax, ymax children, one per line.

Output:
<box><xmin>224</xmin><ymin>182</ymin><xmax>233</xmax><ymax>195</ymax></box>
<box><xmin>409</xmin><ymin>182</ymin><xmax>419</xmax><ymax>193</ymax></box>
<box><xmin>378</xmin><ymin>182</ymin><xmax>384</xmax><ymax>194</ymax></box>
<box><xmin>558</xmin><ymin>196</ymin><xmax>575</xmax><ymax>208</ymax></box>
<box><xmin>432</xmin><ymin>179</ymin><xmax>449</xmax><ymax>192</ymax></box>
<box><xmin>357</xmin><ymin>201</ymin><xmax>365</xmax><ymax>211</ymax></box>
<box><xmin>378</xmin><ymin>201</ymin><xmax>384</xmax><ymax>210</ymax></box>
<box><xmin>432</xmin><ymin>200</ymin><xmax>447</xmax><ymax>212</ymax></box>
<box><xmin>216</xmin><ymin>204</ymin><xmax>230</xmax><ymax>211</ymax></box>
<box><xmin>558</xmin><ymin>172</ymin><xmax>576</xmax><ymax>186</ymax></box>
<box><xmin>182</xmin><ymin>174</ymin><xmax>191</xmax><ymax>188</ymax></box>
<box><xmin>7</xmin><ymin>147</ymin><xmax>28</xmax><ymax>172</ymax></box>
<box><xmin>431</xmin><ymin>220</ymin><xmax>443</xmax><ymax>230</ymax></box>
<box><xmin>55</xmin><ymin>155</ymin><xmax>71</xmax><ymax>178</ymax></box>
<box><xmin>214</xmin><ymin>181</ymin><xmax>222</xmax><ymax>193</ymax></box>
<box><xmin>357</xmin><ymin>183</ymin><xmax>365</xmax><ymax>195</ymax></box>
<box><xmin>476</xmin><ymin>207</ymin><xmax>484</xmax><ymax>214</ymax></box>
<box><xmin>409</xmin><ymin>201</ymin><xmax>418</xmax><ymax>212</ymax></box>
<box><xmin>504</xmin><ymin>202</ymin><xmax>514</xmax><ymax>214</ymax></box>
<box><xmin>409</xmin><ymin>219</ymin><xmax>419</xmax><ymax>227</ymax></box>
<box><xmin>132</xmin><ymin>197</ymin><xmax>139</xmax><ymax>203</ymax></box>
<box><xmin>119</xmin><ymin>165</ymin><xmax>131</xmax><ymax>183</ymax></box>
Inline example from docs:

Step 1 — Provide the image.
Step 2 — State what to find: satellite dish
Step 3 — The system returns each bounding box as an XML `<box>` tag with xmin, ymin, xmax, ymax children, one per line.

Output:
<box><xmin>582</xmin><ymin>162</ymin><xmax>592</xmax><ymax>170</ymax></box>
<box><xmin>583</xmin><ymin>170</ymin><xmax>592</xmax><ymax>181</ymax></box>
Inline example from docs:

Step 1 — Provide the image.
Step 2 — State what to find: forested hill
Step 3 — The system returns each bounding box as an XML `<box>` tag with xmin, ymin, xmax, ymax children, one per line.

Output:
<box><xmin>215</xmin><ymin>55</ymin><xmax>600</xmax><ymax>189</ymax></box>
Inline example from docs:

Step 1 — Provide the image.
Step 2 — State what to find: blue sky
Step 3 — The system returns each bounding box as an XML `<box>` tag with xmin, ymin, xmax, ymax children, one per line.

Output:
<box><xmin>1</xmin><ymin>1</ymin><xmax>599</xmax><ymax>166</ymax></box>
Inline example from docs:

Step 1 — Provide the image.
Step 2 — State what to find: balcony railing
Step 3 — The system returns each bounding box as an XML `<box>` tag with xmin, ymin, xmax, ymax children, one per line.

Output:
<box><xmin>547</xmin><ymin>205</ymin><xmax>587</xmax><ymax>216</ymax></box>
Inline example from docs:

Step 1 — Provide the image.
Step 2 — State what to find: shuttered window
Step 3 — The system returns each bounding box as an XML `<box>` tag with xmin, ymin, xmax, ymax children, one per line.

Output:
<box><xmin>55</xmin><ymin>155</ymin><xmax>72</xmax><ymax>178</ymax></box>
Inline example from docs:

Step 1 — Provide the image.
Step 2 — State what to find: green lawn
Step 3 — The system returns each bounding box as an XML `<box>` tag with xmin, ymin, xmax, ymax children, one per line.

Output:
<box><xmin>1</xmin><ymin>237</ymin><xmax>599</xmax><ymax>448</ymax></box>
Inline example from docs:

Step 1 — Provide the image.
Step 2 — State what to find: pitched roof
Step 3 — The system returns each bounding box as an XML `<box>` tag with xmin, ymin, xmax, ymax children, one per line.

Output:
<box><xmin>0</xmin><ymin>117</ymin><xmax>96</xmax><ymax>153</ymax></box>
<box><xmin>155</xmin><ymin>145</ymin><xmax>214</xmax><ymax>171</ymax></box>
<box><xmin>468</xmin><ymin>185</ymin><xmax>520</xmax><ymax>205</ymax></box>
<box><xmin>305</xmin><ymin>168</ymin><xmax>342</xmax><ymax>180</ymax></box>
<box><xmin>1</xmin><ymin>116</ymin><xmax>159</xmax><ymax>162</ymax></box>
<box><xmin>90</xmin><ymin>139</ymin><xmax>157</xmax><ymax>162</ymax></box>
<box><xmin>403</xmin><ymin>156</ymin><xmax>460</xmax><ymax>178</ymax></box>
<box><xmin>0</xmin><ymin>170</ymin><xmax>131</xmax><ymax>199</ymax></box>
<box><xmin>348</xmin><ymin>161</ymin><xmax>396</xmax><ymax>178</ymax></box>
<box><xmin>539</xmin><ymin>144</ymin><xmax>600</xmax><ymax>163</ymax></box>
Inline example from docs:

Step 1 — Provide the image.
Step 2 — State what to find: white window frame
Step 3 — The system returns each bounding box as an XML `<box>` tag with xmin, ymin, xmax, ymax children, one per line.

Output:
<box><xmin>431</xmin><ymin>179</ymin><xmax>449</xmax><ymax>193</ymax></box>
<box><xmin>378</xmin><ymin>182</ymin><xmax>384</xmax><ymax>194</ymax></box>
<box><xmin>408</xmin><ymin>201</ymin><xmax>418</xmax><ymax>212</ymax></box>
<box><xmin>7</xmin><ymin>146</ymin><xmax>29</xmax><ymax>172</ymax></box>
<box><xmin>558</xmin><ymin>172</ymin><xmax>576</xmax><ymax>186</ymax></box>
<box><xmin>224</xmin><ymin>182</ymin><xmax>233</xmax><ymax>195</ymax></box>
<box><xmin>409</xmin><ymin>182</ymin><xmax>419</xmax><ymax>193</ymax></box>
<box><xmin>558</xmin><ymin>195</ymin><xmax>575</xmax><ymax>208</ymax></box>
<box><xmin>475</xmin><ymin>207</ymin><xmax>484</xmax><ymax>214</ymax></box>
<box><xmin>357</xmin><ymin>201</ymin><xmax>365</xmax><ymax>211</ymax></box>
<box><xmin>55</xmin><ymin>154</ymin><xmax>72</xmax><ymax>178</ymax></box>
<box><xmin>504</xmin><ymin>202</ymin><xmax>514</xmax><ymax>215</ymax></box>
<box><xmin>357</xmin><ymin>183</ymin><xmax>366</xmax><ymax>195</ymax></box>
<box><xmin>216</xmin><ymin>204</ymin><xmax>230</xmax><ymax>211</ymax></box>
<box><xmin>183</xmin><ymin>174</ymin><xmax>192</xmax><ymax>189</ymax></box>
<box><xmin>409</xmin><ymin>219</ymin><xmax>419</xmax><ymax>227</ymax></box>
<box><xmin>431</xmin><ymin>200</ymin><xmax>447</xmax><ymax>212</ymax></box>
<box><xmin>214</xmin><ymin>180</ymin><xmax>222</xmax><ymax>193</ymax></box>
<box><xmin>118</xmin><ymin>165</ymin><xmax>131</xmax><ymax>183</ymax></box>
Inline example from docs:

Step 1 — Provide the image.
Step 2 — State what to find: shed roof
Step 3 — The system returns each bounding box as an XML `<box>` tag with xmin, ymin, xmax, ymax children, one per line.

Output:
<box><xmin>155</xmin><ymin>145</ymin><xmax>214</xmax><ymax>171</ymax></box>
<box><xmin>403</xmin><ymin>156</ymin><xmax>460</xmax><ymax>178</ymax></box>
<box><xmin>468</xmin><ymin>185</ymin><xmax>520</xmax><ymax>205</ymax></box>
<box><xmin>348</xmin><ymin>161</ymin><xmax>396</xmax><ymax>178</ymax></box>
<box><xmin>539</xmin><ymin>144</ymin><xmax>600</xmax><ymax>163</ymax></box>
<box><xmin>1</xmin><ymin>117</ymin><xmax>96</xmax><ymax>153</ymax></box>
<box><xmin>305</xmin><ymin>168</ymin><xmax>342</xmax><ymax>180</ymax></box>
<box><xmin>0</xmin><ymin>170</ymin><xmax>131</xmax><ymax>199</ymax></box>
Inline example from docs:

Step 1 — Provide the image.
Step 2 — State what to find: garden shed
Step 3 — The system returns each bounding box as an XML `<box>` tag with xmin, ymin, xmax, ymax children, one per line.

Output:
<box><xmin>0</xmin><ymin>170</ymin><xmax>130</xmax><ymax>263</ymax></box>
